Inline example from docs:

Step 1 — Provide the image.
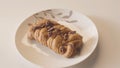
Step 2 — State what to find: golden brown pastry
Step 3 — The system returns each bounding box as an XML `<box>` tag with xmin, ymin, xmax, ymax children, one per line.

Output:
<box><xmin>27</xmin><ymin>19</ymin><xmax>83</xmax><ymax>58</ymax></box>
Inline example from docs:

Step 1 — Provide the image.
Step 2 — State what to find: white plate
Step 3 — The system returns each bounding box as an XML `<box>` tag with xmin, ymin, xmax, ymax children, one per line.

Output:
<box><xmin>15</xmin><ymin>9</ymin><xmax>98</xmax><ymax>68</ymax></box>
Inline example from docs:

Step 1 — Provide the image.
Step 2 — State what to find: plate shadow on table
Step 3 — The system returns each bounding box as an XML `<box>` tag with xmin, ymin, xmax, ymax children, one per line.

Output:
<box><xmin>66</xmin><ymin>15</ymin><xmax>115</xmax><ymax>68</ymax></box>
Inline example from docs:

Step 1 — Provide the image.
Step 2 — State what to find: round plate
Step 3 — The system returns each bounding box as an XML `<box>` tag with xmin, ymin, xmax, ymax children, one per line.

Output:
<box><xmin>15</xmin><ymin>9</ymin><xmax>98</xmax><ymax>68</ymax></box>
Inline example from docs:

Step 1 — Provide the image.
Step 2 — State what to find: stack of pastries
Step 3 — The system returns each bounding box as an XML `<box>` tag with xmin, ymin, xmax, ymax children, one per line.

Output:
<box><xmin>27</xmin><ymin>19</ymin><xmax>83</xmax><ymax>58</ymax></box>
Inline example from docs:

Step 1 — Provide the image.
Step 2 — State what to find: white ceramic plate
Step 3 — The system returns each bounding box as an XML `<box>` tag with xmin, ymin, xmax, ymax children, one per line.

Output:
<box><xmin>15</xmin><ymin>9</ymin><xmax>98</xmax><ymax>68</ymax></box>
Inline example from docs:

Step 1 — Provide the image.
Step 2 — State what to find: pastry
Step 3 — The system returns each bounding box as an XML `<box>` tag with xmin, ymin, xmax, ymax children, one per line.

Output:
<box><xmin>27</xmin><ymin>19</ymin><xmax>83</xmax><ymax>58</ymax></box>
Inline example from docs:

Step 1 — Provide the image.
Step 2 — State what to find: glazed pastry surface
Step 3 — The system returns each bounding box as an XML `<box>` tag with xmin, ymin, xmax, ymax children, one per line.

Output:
<box><xmin>27</xmin><ymin>19</ymin><xmax>83</xmax><ymax>58</ymax></box>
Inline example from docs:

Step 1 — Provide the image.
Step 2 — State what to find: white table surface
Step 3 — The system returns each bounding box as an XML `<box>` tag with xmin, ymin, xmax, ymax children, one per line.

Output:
<box><xmin>0</xmin><ymin>0</ymin><xmax>120</xmax><ymax>68</ymax></box>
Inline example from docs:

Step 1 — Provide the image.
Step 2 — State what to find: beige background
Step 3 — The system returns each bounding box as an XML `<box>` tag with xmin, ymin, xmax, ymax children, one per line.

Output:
<box><xmin>0</xmin><ymin>0</ymin><xmax>120</xmax><ymax>68</ymax></box>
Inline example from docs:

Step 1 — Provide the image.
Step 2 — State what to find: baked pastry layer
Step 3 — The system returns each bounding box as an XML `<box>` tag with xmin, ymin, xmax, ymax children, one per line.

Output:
<box><xmin>27</xmin><ymin>19</ymin><xmax>83</xmax><ymax>58</ymax></box>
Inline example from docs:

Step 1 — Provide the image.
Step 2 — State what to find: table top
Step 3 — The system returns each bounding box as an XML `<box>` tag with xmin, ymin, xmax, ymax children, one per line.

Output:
<box><xmin>0</xmin><ymin>0</ymin><xmax>120</xmax><ymax>68</ymax></box>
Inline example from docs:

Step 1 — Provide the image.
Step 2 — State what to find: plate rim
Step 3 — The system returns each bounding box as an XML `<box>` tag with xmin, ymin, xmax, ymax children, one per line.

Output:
<box><xmin>15</xmin><ymin>8</ymin><xmax>99</xmax><ymax>68</ymax></box>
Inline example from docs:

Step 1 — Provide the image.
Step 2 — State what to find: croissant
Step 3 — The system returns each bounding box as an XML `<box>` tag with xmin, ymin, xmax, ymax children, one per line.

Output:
<box><xmin>27</xmin><ymin>19</ymin><xmax>83</xmax><ymax>58</ymax></box>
